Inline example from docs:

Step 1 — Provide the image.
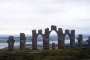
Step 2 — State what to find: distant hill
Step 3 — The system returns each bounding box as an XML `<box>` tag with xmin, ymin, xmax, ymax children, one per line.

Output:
<box><xmin>1</xmin><ymin>40</ymin><xmax>89</xmax><ymax>50</ymax></box>
<box><xmin>0</xmin><ymin>34</ymin><xmax>89</xmax><ymax>43</ymax></box>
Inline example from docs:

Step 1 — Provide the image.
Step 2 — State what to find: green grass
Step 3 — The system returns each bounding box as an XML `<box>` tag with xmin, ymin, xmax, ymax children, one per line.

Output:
<box><xmin>0</xmin><ymin>48</ymin><xmax>90</xmax><ymax>60</ymax></box>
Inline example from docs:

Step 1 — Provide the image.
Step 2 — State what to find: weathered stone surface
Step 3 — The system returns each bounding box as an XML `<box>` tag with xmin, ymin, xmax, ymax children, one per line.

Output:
<box><xmin>58</xmin><ymin>36</ymin><xmax>64</xmax><ymax>49</ymax></box>
<box><xmin>58</xmin><ymin>28</ymin><xmax>64</xmax><ymax>49</ymax></box>
<box><xmin>43</xmin><ymin>28</ymin><xmax>49</xmax><ymax>50</ymax></box>
<box><xmin>77</xmin><ymin>34</ymin><xmax>83</xmax><ymax>48</ymax></box>
<box><xmin>32</xmin><ymin>30</ymin><xmax>37</xmax><ymax>50</ymax></box>
<box><xmin>70</xmin><ymin>30</ymin><xmax>75</xmax><ymax>48</ymax></box>
<box><xmin>7</xmin><ymin>36</ymin><xmax>15</xmax><ymax>50</ymax></box>
<box><xmin>20</xmin><ymin>33</ymin><xmax>26</xmax><ymax>50</ymax></box>
<box><xmin>43</xmin><ymin>38</ymin><xmax>49</xmax><ymax>50</ymax></box>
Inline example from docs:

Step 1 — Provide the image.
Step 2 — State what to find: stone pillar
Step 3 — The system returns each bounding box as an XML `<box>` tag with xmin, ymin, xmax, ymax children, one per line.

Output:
<box><xmin>77</xmin><ymin>34</ymin><xmax>83</xmax><ymax>48</ymax></box>
<box><xmin>58</xmin><ymin>28</ymin><xmax>64</xmax><ymax>49</ymax></box>
<box><xmin>43</xmin><ymin>28</ymin><xmax>49</xmax><ymax>50</ymax></box>
<box><xmin>58</xmin><ymin>36</ymin><xmax>64</xmax><ymax>49</ymax></box>
<box><xmin>70</xmin><ymin>30</ymin><xmax>75</xmax><ymax>48</ymax></box>
<box><xmin>32</xmin><ymin>30</ymin><xmax>37</xmax><ymax>50</ymax></box>
<box><xmin>7</xmin><ymin>36</ymin><xmax>15</xmax><ymax>51</ymax></box>
<box><xmin>20</xmin><ymin>33</ymin><xmax>26</xmax><ymax>50</ymax></box>
<box><xmin>52</xmin><ymin>43</ymin><xmax>55</xmax><ymax>49</ymax></box>
<box><xmin>87</xmin><ymin>36</ymin><xmax>90</xmax><ymax>47</ymax></box>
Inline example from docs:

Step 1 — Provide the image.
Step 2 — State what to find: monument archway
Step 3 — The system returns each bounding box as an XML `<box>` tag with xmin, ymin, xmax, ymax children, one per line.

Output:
<box><xmin>49</xmin><ymin>30</ymin><xmax>58</xmax><ymax>49</ymax></box>
<box><xmin>32</xmin><ymin>29</ymin><xmax>44</xmax><ymax>50</ymax></box>
<box><xmin>37</xmin><ymin>34</ymin><xmax>43</xmax><ymax>49</ymax></box>
<box><xmin>32</xmin><ymin>25</ymin><xmax>75</xmax><ymax>50</ymax></box>
<box><xmin>63</xmin><ymin>29</ymin><xmax>75</xmax><ymax>48</ymax></box>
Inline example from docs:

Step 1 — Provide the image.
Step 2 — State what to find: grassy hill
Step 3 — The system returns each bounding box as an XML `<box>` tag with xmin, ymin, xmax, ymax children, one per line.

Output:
<box><xmin>0</xmin><ymin>48</ymin><xmax>90</xmax><ymax>60</ymax></box>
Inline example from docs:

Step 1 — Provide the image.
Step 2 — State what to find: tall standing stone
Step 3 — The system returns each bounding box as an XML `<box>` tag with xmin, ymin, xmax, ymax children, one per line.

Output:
<box><xmin>7</xmin><ymin>36</ymin><xmax>15</xmax><ymax>51</ymax></box>
<box><xmin>87</xmin><ymin>36</ymin><xmax>90</xmax><ymax>47</ymax></box>
<box><xmin>32</xmin><ymin>30</ymin><xmax>37</xmax><ymax>50</ymax></box>
<box><xmin>20</xmin><ymin>33</ymin><xmax>26</xmax><ymax>50</ymax></box>
<box><xmin>58</xmin><ymin>28</ymin><xmax>64</xmax><ymax>49</ymax></box>
<box><xmin>44</xmin><ymin>28</ymin><xmax>49</xmax><ymax>50</ymax></box>
<box><xmin>70</xmin><ymin>30</ymin><xmax>75</xmax><ymax>48</ymax></box>
<box><xmin>77</xmin><ymin>34</ymin><xmax>83</xmax><ymax>48</ymax></box>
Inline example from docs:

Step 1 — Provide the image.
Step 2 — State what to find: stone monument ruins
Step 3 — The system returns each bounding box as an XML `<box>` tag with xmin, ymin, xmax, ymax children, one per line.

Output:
<box><xmin>32</xmin><ymin>25</ymin><xmax>75</xmax><ymax>50</ymax></box>
<box><xmin>20</xmin><ymin>33</ymin><xmax>26</xmax><ymax>50</ymax></box>
<box><xmin>6</xmin><ymin>25</ymin><xmax>90</xmax><ymax>50</ymax></box>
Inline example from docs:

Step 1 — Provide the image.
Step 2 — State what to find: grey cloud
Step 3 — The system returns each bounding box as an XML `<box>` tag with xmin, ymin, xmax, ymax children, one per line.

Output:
<box><xmin>0</xmin><ymin>0</ymin><xmax>90</xmax><ymax>34</ymax></box>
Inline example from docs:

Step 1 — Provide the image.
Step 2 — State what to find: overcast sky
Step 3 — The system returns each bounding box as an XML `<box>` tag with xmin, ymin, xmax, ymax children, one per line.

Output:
<box><xmin>0</xmin><ymin>0</ymin><xmax>90</xmax><ymax>35</ymax></box>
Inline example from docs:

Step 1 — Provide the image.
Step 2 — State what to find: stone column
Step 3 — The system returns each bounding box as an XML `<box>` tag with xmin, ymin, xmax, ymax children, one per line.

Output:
<box><xmin>52</xmin><ymin>43</ymin><xmax>55</xmax><ymax>49</ymax></box>
<box><xmin>58</xmin><ymin>36</ymin><xmax>64</xmax><ymax>49</ymax></box>
<box><xmin>20</xmin><ymin>33</ymin><xmax>26</xmax><ymax>50</ymax></box>
<box><xmin>44</xmin><ymin>28</ymin><xmax>49</xmax><ymax>50</ymax></box>
<box><xmin>7</xmin><ymin>36</ymin><xmax>15</xmax><ymax>51</ymax></box>
<box><xmin>32</xmin><ymin>30</ymin><xmax>37</xmax><ymax>50</ymax></box>
<box><xmin>70</xmin><ymin>30</ymin><xmax>75</xmax><ymax>48</ymax></box>
<box><xmin>77</xmin><ymin>34</ymin><xmax>83</xmax><ymax>48</ymax></box>
<box><xmin>87</xmin><ymin>36</ymin><xmax>90</xmax><ymax>47</ymax></box>
<box><xmin>58</xmin><ymin>28</ymin><xmax>64</xmax><ymax>49</ymax></box>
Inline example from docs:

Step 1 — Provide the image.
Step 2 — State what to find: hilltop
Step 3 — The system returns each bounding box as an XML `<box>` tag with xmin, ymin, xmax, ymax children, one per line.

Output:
<box><xmin>0</xmin><ymin>48</ymin><xmax>90</xmax><ymax>60</ymax></box>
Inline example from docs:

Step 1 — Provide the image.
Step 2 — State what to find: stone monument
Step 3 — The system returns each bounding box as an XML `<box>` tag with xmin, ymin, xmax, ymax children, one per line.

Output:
<box><xmin>20</xmin><ymin>33</ymin><xmax>26</xmax><ymax>50</ymax></box>
<box><xmin>7</xmin><ymin>36</ymin><xmax>15</xmax><ymax>50</ymax></box>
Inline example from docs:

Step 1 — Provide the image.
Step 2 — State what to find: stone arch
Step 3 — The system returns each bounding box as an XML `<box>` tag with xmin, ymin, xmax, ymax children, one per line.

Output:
<box><xmin>63</xmin><ymin>29</ymin><xmax>71</xmax><ymax>48</ymax></box>
<box><xmin>37</xmin><ymin>29</ymin><xmax>44</xmax><ymax>49</ymax></box>
<box><xmin>32</xmin><ymin>29</ymin><xmax>44</xmax><ymax>50</ymax></box>
<box><xmin>49</xmin><ymin>30</ymin><xmax>58</xmax><ymax>49</ymax></box>
<box><xmin>50</xmin><ymin>25</ymin><xmax>57</xmax><ymax>32</ymax></box>
<box><xmin>49</xmin><ymin>30</ymin><xmax>58</xmax><ymax>35</ymax></box>
<box><xmin>63</xmin><ymin>29</ymin><xmax>75</xmax><ymax>48</ymax></box>
<box><xmin>48</xmin><ymin>25</ymin><xmax>59</xmax><ymax>49</ymax></box>
<box><xmin>36</xmin><ymin>34</ymin><xmax>44</xmax><ymax>49</ymax></box>
<box><xmin>32</xmin><ymin>25</ymin><xmax>75</xmax><ymax>50</ymax></box>
<box><xmin>64</xmin><ymin>34</ymin><xmax>71</xmax><ymax>48</ymax></box>
<box><xmin>43</xmin><ymin>25</ymin><xmax>58</xmax><ymax>50</ymax></box>
<box><xmin>49</xmin><ymin>25</ymin><xmax>58</xmax><ymax>36</ymax></box>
